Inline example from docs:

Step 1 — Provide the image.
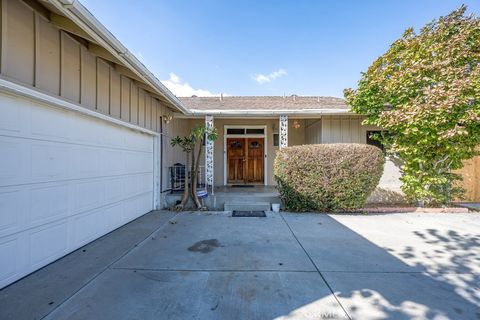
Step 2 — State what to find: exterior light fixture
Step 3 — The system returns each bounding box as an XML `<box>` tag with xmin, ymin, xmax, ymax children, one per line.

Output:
<box><xmin>293</xmin><ymin>120</ymin><xmax>301</xmax><ymax>129</ymax></box>
<box><xmin>164</xmin><ymin>114</ymin><xmax>173</xmax><ymax>124</ymax></box>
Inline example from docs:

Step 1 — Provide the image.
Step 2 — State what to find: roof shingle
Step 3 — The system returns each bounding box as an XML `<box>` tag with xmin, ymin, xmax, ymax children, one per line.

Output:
<box><xmin>179</xmin><ymin>96</ymin><xmax>349</xmax><ymax>112</ymax></box>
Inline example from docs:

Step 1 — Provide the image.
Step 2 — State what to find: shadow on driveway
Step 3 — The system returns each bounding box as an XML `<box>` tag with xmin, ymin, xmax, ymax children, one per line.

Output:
<box><xmin>282</xmin><ymin>213</ymin><xmax>480</xmax><ymax>319</ymax></box>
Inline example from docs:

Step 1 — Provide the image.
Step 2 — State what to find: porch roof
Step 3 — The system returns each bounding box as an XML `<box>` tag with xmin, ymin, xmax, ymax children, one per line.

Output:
<box><xmin>179</xmin><ymin>96</ymin><xmax>351</xmax><ymax>116</ymax></box>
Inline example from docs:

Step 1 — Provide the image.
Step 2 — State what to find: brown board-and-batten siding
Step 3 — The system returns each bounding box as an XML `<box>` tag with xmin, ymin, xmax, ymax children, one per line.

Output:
<box><xmin>0</xmin><ymin>0</ymin><xmax>174</xmax><ymax>134</ymax></box>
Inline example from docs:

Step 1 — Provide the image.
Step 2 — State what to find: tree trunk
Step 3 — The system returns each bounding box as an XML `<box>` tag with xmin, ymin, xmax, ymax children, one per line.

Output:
<box><xmin>176</xmin><ymin>152</ymin><xmax>190</xmax><ymax>210</ymax></box>
<box><xmin>190</xmin><ymin>147</ymin><xmax>196</xmax><ymax>206</ymax></box>
<box><xmin>191</xmin><ymin>142</ymin><xmax>204</xmax><ymax>209</ymax></box>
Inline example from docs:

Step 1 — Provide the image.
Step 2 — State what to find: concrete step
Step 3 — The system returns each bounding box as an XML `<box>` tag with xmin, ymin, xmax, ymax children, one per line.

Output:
<box><xmin>216</xmin><ymin>195</ymin><xmax>280</xmax><ymax>204</ymax></box>
<box><xmin>224</xmin><ymin>201</ymin><xmax>271</xmax><ymax>212</ymax></box>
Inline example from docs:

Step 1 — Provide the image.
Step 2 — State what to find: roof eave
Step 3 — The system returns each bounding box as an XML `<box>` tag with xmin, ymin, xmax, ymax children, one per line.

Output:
<box><xmin>186</xmin><ymin>109</ymin><xmax>352</xmax><ymax>117</ymax></box>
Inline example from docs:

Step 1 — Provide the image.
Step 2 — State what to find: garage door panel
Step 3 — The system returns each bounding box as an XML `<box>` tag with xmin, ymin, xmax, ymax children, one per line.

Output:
<box><xmin>30</xmin><ymin>102</ymin><xmax>72</xmax><ymax>141</ymax></box>
<box><xmin>0</xmin><ymin>138</ymin><xmax>28</xmax><ymax>186</ymax></box>
<box><xmin>0</xmin><ymin>189</ymin><xmax>24</xmax><ymax>233</ymax></box>
<box><xmin>0</xmin><ymin>237</ymin><xmax>20</xmax><ymax>284</ymax></box>
<box><xmin>30</xmin><ymin>183</ymin><xmax>69</xmax><ymax>225</ymax></box>
<box><xmin>124</xmin><ymin>175</ymin><xmax>138</xmax><ymax>196</ymax></box>
<box><xmin>140</xmin><ymin>173</ymin><xmax>154</xmax><ymax>193</ymax></box>
<box><xmin>73</xmin><ymin>209</ymin><xmax>104</xmax><ymax>246</ymax></box>
<box><xmin>105</xmin><ymin>177</ymin><xmax>125</xmax><ymax>204</ymax></box>
<box><xmin>125</xmin><ymin>151</ymin><xmax>151</xmax><ymax>174</ymax></box>
<box><xmin>125</xmin><ymin>130</ymin><xmax>152</xmax><ymax>152</ymax></box>
<box><xmin>102</xmin><ymin>202</ymin><xmax>124</xmax><ymax>232</ymax></box>
<box><xmin>101</xmin><ymin>123</ymin><xmax>124</xmax><ymax>148</ymax></box>
<box><xmin>31</xmin><ymin>143</ymin><xmax>70</xmax><ymax>181</ymax></box>
<box><xmin>69</xmin><ymin>114</ymin><xmax>100</xmax><ymax>146</ymax></box>
<box><xmin>124</xmin><ymin>193</ymin><xmax>153</xmax><ymax>222</ymax></box>
<box><xmin>125</xmin><ymin>173</ymin><xmax>153</xmax><ymax>197</ymax></box>
<box><xmin>100</xmin><ymin>149</ymin><xmax>125</xmax><ymax>175</ymax></box>
<box><xmin>71</xmin><ymin>146</ymin><xmax>100</xmax><ymax>179</ymax></box>
<box><xmin>29</xmin><ymin>220</ymin><xmax>69</xmax><ymax>269</ymax></box>
<box><xmin>0</xmin><ymin>95</ymin><xmax>24</xmax><ymax>135</ymax></box>
<box><xmin>0</xmin><ymin>94</ymin><xmax>155</xmax><ymax>288</ymax></box>
<box><xmin>74</xmin><ymin>180</ymin><xmax>104</xmax><ymax>214</ymax></box>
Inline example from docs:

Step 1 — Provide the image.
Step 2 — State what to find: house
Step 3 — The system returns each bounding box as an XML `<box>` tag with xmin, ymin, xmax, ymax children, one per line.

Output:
<box><xmin>175</xmin><ymin>95</ymin><xmax>480</xmax><ymax>205</ymax></box>
<box><xmin>0</xmin><ymin>0</ymin><xmax>477</xmax><ymax>289</ymax></box>
<box><xmin>0</xmin><ymin>0</ymin><xmax>189</xmax><ymax>289</ymax></box>
<box><xmin>179</xmin><ymin>95</ymin><xmax>398</xmax><ymax>184</ymax></box>
<box><xmin>162</xmin><ymin>95</ymin><xmax>405</xmax><ymax>209</ymax></box>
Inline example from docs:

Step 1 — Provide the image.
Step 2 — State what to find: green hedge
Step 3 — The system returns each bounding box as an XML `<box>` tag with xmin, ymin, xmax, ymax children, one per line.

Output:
<box><xmin>274</xmin><ymin>144</ymin><xmax>384</xmax><ymax>212</ymax></box>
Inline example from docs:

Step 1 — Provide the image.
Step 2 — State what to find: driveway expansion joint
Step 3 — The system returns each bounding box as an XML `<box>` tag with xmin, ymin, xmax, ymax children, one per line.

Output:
<box><xmin>280</xmin><ymin>213</ymin><xmax>353</xmax><ymax>320</ymax></box>
<box><xmin>39</xmin><ymin>211</ymin><xmax>181</xmax><ymax>320</ymax></box>
<box><xmin>109</xmin><ymin>267</ymin><xmax>320</xmax><ymax>273</ymax></box>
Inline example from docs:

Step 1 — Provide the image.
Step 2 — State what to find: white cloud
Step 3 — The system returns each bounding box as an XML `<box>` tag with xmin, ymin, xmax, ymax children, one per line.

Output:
<box><xmin>252</xmin><ymin>69</ymin><xmax>287</xmax><ymax>84</ymax></box>
<box><xmin>162</xmin><ymin>73</ymin><xmax>220</xmax><ymax>97</ymax></box>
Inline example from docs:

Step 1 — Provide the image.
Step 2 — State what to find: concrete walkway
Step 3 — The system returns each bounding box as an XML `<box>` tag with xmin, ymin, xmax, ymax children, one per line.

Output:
<box><xmin>1</xmin><ymin>211</ymin><xmax>479</xmax><ymax>319</ymax></box>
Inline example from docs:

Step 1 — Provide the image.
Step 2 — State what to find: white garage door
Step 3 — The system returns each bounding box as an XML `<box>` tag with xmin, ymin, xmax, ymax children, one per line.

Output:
<box><xmin>0</xmin><ymin>93</ymin><xmax>155</xmax><ymax>288</ymax></box>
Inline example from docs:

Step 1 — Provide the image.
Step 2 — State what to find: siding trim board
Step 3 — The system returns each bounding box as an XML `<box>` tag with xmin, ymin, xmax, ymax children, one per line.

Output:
<box><xmin>0</xmin><ymin>77</ymin><xmax>159</xmax><ymax>137</ymax></box>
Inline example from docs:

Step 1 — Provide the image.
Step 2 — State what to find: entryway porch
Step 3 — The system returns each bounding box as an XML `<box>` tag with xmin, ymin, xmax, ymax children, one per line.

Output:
<box><xmin>165</xmin><ymin>185</ymin><xmax>280</xmax><ymax>211</ymax></box>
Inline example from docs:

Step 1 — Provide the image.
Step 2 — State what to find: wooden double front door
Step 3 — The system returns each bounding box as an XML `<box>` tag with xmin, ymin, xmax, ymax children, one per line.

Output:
<box><xmin>227</xmin><ymin>137</ymin><xmax>264</xmax><ymax>184</ymax></box>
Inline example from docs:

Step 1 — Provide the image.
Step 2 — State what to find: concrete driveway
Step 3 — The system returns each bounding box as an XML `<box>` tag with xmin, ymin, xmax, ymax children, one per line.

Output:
<box><xmin>1</xmin><ymin>211</ymin><xmax>479</xmax><ymax>320</ymax></box>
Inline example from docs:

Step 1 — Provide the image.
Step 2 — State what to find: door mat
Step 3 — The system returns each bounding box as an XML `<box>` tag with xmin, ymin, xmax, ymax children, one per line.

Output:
<box><xmin>232</xmin><ymin>210</ymin><xmax>266</xmax><ymax>217</ymax></box>
<box><xmin>231</xmin><ymin>185</ymin><xmax>255</xmax><ymax>188</ymax></box>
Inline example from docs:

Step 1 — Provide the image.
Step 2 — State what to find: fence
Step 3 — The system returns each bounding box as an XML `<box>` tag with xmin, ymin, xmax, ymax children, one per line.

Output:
<box><xmin>168</xmin><ymin>164</ymin><xmax>205</xmax><ymax>193</ymax></box>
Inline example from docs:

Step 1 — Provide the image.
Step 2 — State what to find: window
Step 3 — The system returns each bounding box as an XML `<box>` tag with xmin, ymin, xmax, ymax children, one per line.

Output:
<box><xmin>226</xmin><ymin>127</ymin><xmax>265</xmax><ymax>135</ymax></box>
<box><xmin>226</xmin><ymin>128</ymin><xmax>245</xmax><ymax>135</ymax></box>
<box><xmin>366</xmin><ymin>131</ymin><xmax>385</xmax><ymax>151</ymax></box>
<box><xmin>246</xmin><ymin>128</ymin><xmax>265</xmax><ymax>134</ymax></box>
<box><xmin>229</xmin><ymin>140</ymin><xmax>243</xmax><ymax>149</ymax></box>
<box><xmin>249</xmin><ymin>141</ymin><xmax>262</xmax><ymax>149</ymax></box>
<box><xmin>273</xmin><ymin>133</ymin><xmax>279</xmax><ymax>147</ymax></box>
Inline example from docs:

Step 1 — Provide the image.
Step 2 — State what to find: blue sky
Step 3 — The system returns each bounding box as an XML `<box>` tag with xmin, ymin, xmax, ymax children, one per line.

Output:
<box><xmin>82</xmin><ymin>0</ymin><xmax>480</xmax><ymax>98</ymax></box>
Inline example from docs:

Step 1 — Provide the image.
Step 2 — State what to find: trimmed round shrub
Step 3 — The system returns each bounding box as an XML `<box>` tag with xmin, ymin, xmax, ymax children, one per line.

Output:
<box><xmin>274</xmin><ymin>144</ymin><xmax>384</xmax><ymax>212</ymax></box>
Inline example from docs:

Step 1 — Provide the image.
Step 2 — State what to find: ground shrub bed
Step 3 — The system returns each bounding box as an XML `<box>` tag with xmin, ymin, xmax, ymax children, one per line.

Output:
<box><xmin>274</xmin><ymin>144</ymin><xmax>384</xmax><ymax>212</ymax></box>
